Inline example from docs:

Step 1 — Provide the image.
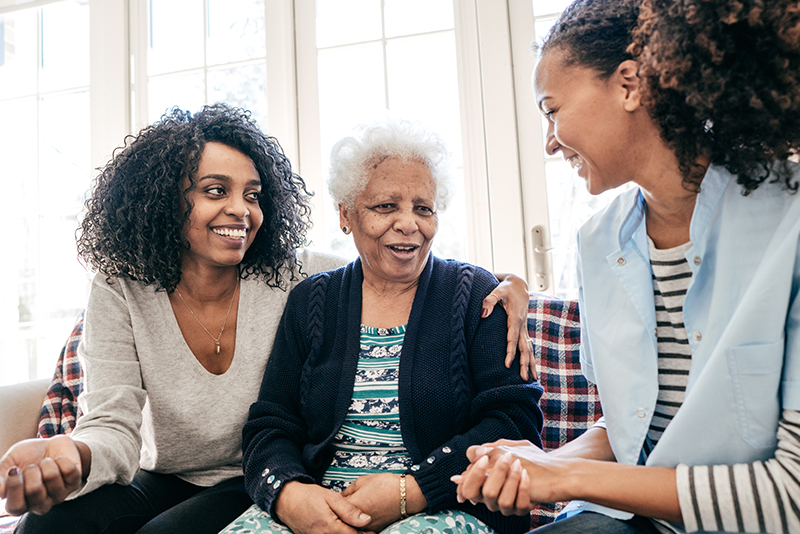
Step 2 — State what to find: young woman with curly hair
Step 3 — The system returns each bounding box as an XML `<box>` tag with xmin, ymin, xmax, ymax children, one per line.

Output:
<box><xmin>0</xmin><ymin>104</ymin><xmax>532</xmax><ymax>534</ymax></box>
<box><xmin>455</xmin><ymin>1</ymin><xmax>800</xmax><ymax>533</ymax></box>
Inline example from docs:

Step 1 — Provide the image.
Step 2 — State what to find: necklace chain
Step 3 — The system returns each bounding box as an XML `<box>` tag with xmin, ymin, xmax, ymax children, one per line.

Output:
<box><xmin>176</xmin><ymin>278</ymin><xmax>240</xmax><ymax>355</ymax></box>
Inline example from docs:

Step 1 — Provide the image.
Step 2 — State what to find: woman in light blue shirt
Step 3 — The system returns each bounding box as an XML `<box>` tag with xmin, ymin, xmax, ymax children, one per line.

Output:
<box><xmin>454</xmin><ymin>0</ymin><xmax>800</xmax><ymax>532</ymax></box>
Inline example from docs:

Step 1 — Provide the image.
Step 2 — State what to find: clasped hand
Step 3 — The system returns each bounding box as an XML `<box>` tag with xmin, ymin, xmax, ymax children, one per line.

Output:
<box><xmin>0</xmin><ymin>436</ymin><xmax>83</xmax><ymax>516</ymax></box>
<box><xmin>276</xmin><ymin>473</ymin><xmax>422</xmax><ymax>534</ymax></box>
<box><xmin>451</xmin><ymin>439</ymin><xmax>574</xmax><ymax>516</ymax></box>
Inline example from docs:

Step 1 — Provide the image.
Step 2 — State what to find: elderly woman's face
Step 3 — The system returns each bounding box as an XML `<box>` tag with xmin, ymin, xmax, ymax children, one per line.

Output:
<box><xmin>340</xmin><ymin>157</ymin><xmax>438</xmax><ymax>287</ymax></box>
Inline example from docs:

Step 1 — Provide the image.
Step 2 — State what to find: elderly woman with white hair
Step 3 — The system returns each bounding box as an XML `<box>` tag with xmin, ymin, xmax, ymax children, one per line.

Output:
<box><xmin>219</xmin><ymin>120</ymin><xmax>544</xmax><ymax>534</ymax></box>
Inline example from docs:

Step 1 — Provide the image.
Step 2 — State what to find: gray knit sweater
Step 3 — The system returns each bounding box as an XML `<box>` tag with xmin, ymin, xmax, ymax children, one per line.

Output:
<box><xmin>70</xmin><ymin>250</ymin><xmax>346</xmax><ymax>497</ymax></box>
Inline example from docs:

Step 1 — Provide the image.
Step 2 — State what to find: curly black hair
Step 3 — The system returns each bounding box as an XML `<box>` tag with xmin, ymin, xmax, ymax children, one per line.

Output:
<box><xmin>77</xmin><ymin>103</ymin><xmax>312</xmax><ymax>292</ymax></box>
<box><xmin>538</xmin><ymin>0</ymin><xmax>800</xmax><ymax>193</ymax></box>
<box><xmin>632</xmin><ymin>0</ymin><xmax>800</xmax><ymax>193</ymax></box>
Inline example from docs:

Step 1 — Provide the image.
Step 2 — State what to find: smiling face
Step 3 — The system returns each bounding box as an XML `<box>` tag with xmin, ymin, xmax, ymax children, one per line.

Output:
<box><xmin>533</xmin><ymin>49</ymin><xmax>646</xmax><ymax>195</ymax></box>
<box><xmin>339</xmin><ymin>157</ymin><xmax>438</xmax><ymax>288</ymax></box>
<box><xmin>181</xmin><ymin>141</ymin><xmax>264</xmax><ymax>271</ymax></box>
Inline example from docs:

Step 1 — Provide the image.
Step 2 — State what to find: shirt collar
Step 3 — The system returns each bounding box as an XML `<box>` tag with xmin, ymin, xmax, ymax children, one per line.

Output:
<box><xmin>616</xmin><ymin>165</ymin><xmax>734</xmax><ymax>249</ymax></box>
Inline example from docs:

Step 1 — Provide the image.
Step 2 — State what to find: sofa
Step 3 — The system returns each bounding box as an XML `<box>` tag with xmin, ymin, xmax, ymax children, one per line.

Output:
<box><xmin>0</xmin><ymin>294</ymin><xmax>600</xmax><ymax>531</ymax></box>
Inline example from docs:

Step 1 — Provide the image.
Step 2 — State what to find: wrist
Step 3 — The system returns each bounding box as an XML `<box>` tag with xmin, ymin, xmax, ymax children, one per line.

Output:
<box><xmin>402</xmin><ymin>474</ymin><xmax>427</xmax><ymax>515</ymax></box>
<box><xmin>72</xmin><ymin>439</ymin><xmax>92</xmax><ymax>480</ymax></box>
<box><xmin>274</xmin><ymin>480</ymin><xmax>302</xmax><ymax>523</ymax></box>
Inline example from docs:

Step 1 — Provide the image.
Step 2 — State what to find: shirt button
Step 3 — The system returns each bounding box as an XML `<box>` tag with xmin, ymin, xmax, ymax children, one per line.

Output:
<box><xmin>617</xmin><ymin>257</ymin><xmax>626</xmax><ymax>265</ymax></box>
<box><xmin>637</xmin><ymin>409</ymin><xmax>646</xmax><ymax>418</ymax></box>
<box><xmin>654</xmin><ymin>328</ymin><xmax>658</xmax><ymax>337</ymax></box>
<box><xmin>694</xmin><ymin>331</ymin><xmax>702</xmax><ymax>341</ymax></box>
<box><xmin>442</xmin><ymin>447</ymin><xmax>452</xmax><ymax>453</ymax></box>
<box><xmin>694</xmin><ymin>256</ymin><xmax>701</xmax><ymax>266</ymax></box>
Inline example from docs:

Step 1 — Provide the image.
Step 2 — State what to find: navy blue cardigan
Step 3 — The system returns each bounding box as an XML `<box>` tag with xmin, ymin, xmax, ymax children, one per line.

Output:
<box><xmin>242</xmin><ymin>255</ymin><xmax>544</xmax><ymax>534</ymax></box>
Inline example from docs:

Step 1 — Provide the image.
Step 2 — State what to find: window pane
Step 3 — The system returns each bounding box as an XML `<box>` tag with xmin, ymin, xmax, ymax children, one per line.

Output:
<box><xmin>206</xmin><ymin>0</ymin><xmax>266</xmax><ymax>65</ymax></box>
<box><xmin>149</xmin><ymin>0</ymin><xmax>204</xmax><ymax>75</ymax></box>
<box><xmin>148</xmin><ymin>72</ymin><xmax>206</xmax><ymax>122</ymax></box>
<box><xmin>532</xmin><ymin>0</ymin><xmax>572</xmax><ymax>16</ymax></box>
<box><xmin>386</xmin><ymin>33</ymin><xmax>462</xmax><ymax>163</ymax></box>
<box><xmin>384</xmin><ymin>0</ymin><xmax>453</xmax><ymax>38</ymax></box>
<box><xmin>39</xmin><ymin>1</ymin><xmax>89</xmax><ymax>93</ymax></box>
<box><xmin>39</xmin><ymin>91</ymin><xmax>91</xmax><ymax>213</ymax></box>
<box><xmin>0</xmin><ymin>9</ymin><xmax>37</xmax><ymax>99</ymax></box>
<box><xmin>316</xmin><ymin>0</ymin><xmax>381</xmax><ymax>48</ymax></box>
<box><xmin>208</xmin><ymin>63</ymin><xmax>267</xmax><ymax>128</ymax></box>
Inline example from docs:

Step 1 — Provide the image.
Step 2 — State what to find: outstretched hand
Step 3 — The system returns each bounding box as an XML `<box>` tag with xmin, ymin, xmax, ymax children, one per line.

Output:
<box><xmin>483</xmin><ymin>274</ymin><xmax>537</xmax><ymax>381</ymax></box>
<box><xmin>0</xmin><ymin>436</ymin><xmax>84</xmax><ymax>516</ymax></box>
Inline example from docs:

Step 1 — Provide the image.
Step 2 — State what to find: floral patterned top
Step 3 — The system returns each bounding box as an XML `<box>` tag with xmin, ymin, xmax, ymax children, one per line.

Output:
<box><xmin>320</xmin><ymin>325</ymin><xmax>412</xmax><ymax>492</ymax></box>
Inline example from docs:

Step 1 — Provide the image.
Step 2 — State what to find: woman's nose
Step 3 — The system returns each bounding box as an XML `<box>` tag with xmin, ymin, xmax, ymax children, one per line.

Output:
<box><xmin>544</xmin><ymin>121</ymin><xmax>560</xmax><ymax>156</ymax></box>
<box><xmin>226</xmin><ymin>196</ymin><xmax>250</xmax><ymax>218</ymax></box>
<box><xmin>392</xmin><ymin>209</ymin><xmax>418</xmax><ymax>234</ymax></box>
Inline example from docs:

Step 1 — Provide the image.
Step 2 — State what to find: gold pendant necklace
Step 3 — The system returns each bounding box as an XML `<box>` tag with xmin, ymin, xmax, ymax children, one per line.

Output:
<box><xmin>176</xmin><ymin>278</ymin><xmax>240</xmax><ymax>355</ymax></box>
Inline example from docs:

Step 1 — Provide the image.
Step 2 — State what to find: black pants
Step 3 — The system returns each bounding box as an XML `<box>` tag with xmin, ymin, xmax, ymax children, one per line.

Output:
<box><xmin>15</xmin><ymin>470</ymin><xmax>252</xmax><ymax>534</ymax></box>
<box><xmin>532</xmin><ymin>512</ymin><xmax>663</xmax><ymax>533</ymax></box>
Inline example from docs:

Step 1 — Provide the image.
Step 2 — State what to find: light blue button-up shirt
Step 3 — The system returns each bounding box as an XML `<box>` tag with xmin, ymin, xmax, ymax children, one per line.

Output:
<box><xmin>563</xmin><ymin>164</ymin><xmax>800</xmax><ymax>527</ymax></box>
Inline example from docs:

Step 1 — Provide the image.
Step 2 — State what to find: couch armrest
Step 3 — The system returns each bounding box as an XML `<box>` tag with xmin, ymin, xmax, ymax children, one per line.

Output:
<box><xmin>0</xmin><ymin>379</ymin><xmax>50</xmax><ymax>457</ymax></box>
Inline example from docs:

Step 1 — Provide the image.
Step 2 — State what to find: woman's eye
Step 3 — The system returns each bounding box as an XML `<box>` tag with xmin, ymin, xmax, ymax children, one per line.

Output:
<box><xmin>206</xmin><ymin>186</ymin><xmax>225</xmax><ymax>196</ymax></box>
<box><xmin>246</xmin><ymin>191</ymin><xmax>261</xmax><ymax>202</ymax></box>
<box><xmin>415</xmin><ymin>205</ymin><xmax>434</xmax><ymax>216</ymax></box>
<box><xmin>373</xmin><ymin>203</ymin><xmax>395</xmax><ymax>212</ymax></box>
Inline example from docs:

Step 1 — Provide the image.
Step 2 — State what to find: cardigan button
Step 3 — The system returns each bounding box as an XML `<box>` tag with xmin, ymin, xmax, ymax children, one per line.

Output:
<box><xmin>267</xmin><ymin>475</ymin><xmax>275</xmax><ymax>484</ymax></box>
<box><xmin>426</xmin><ymin>457</ymin><xmax>436</xmax><ymax>464</ymax></box>
<box><xmin>411</xmin><ymin>465</ymin><xmax>420</xmax><ymax>471</ymax></box>
<box><xmin>261</xmin><ymin>468</ymin><xmax>270</xmax><ymax>477</ymax></box>
<box><xmin>273</xmin><ymin>480</ymin><xmax>282</xmax><ymax>489</ymax></box>
<box><xmin>442</xmin><ymin>447</ymin><xmax>452</xmax><ymax>453</ymax></box>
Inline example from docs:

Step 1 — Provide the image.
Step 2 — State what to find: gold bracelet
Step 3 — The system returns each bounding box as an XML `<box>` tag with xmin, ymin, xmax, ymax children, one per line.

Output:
<box><xmin>400</xmin><ymin>473</ymin><xmax>408</xmax><ymax>519</ymax></box>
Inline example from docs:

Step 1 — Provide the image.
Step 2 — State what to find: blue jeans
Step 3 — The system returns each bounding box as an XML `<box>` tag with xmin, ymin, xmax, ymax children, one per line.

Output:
<box><xmin>15</xmin><ymin>470</ymin><xmax>252</xmax><ymax>534</ymax></box>
<box><xmin>532</xmin><ymin>512</ymin><xmax>662</xmax><ymax>533</ymax></box>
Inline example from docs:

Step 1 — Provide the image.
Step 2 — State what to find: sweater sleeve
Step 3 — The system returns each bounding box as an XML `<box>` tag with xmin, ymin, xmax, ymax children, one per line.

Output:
<box><xmin>69</xmin><ymin>276</ymin><xmax>147</xmax><ymax>497</ymax></box>
<box><xmin>241</xmin><ymin>277</ymin><xmax>320</xmax><ymax>516</ymax></box>
<box><xmin>411</xmin><ymin>267</ymin><xmax>545</xmax><ymax>514</ymax></box>
<box><xmin>677</xmin><ymin>409</ymin><xmax>800</xmax><ymax>533</ymax></box>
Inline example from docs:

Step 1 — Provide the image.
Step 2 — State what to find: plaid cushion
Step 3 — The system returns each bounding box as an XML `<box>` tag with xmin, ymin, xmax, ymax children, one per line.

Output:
<box><xmin>38</xmin><ymin>311</ymin><xmax>85</xmax><ymax>438</ymax></box>
<box><xmin>528</xmin><ymin>294</ymin><xmax>602</xmax><ymax>527</ymax></box>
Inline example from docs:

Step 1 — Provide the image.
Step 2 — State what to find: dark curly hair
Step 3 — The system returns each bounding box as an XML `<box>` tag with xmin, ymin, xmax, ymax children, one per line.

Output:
<box><xmin>631</xmin><ymin>0</ymin><xmax>800</xmax><ymax>193</ymax></box>
<box><xmin>77</xmin><ymin>103</ymin><xmax>312</xmax><ymax>292</ymax></box>
<box><xmin>538</xmin><ymin>0</ymin><xmax>800</xmax><ymax>193</ymax></box>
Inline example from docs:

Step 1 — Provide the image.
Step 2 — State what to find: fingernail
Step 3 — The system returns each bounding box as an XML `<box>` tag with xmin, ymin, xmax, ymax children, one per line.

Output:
<box><xmin>469</xmin><ymin>499</ymin><xmax>477</xmax><ymax>505</ymax></box>
<box><xmin>500</xmin><ymin>452</ymin><xmax>513</xmax><ymax>463</ymax></box>
<box><xmin>360</xmin><ymin>513</ymin><xmax>371</xmax><ymax>521</ymax></box>
<box><xmin>481</xmin><ymin>308</ymin><xmax>489</xmax><ymax>318</ymax></box>
<box><xmin>457</xmin><ymin>494</ymin><xmax>465</xmax><ymax>503</ymax></box>
<box><xmin>450</xmin><ymin>475</ymin><xmax>462</xmax><ymax>483</ymax></box>
<box><xmin>476</xmin><ymin>455</ymin><xmax>489</xmax><ymax>467</ymax></box>
<box><xmin>475</xmin><ymin>446</ymin><xmax>489</xmax><ymax>457</ymax></box>
<box><xmin>511</xmin><ymin>459</ymin><xmax>522</xmax><ymax>472</ymax></box>
<box><xmin>9</xmin><ymin>467</ymin><xmax>18</xmax><ymax>477</ymax></box>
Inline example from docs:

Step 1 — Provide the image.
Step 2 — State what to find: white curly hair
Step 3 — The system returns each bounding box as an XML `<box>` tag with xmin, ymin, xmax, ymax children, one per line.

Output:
<box><xmin>327</xmin><ymin>119</ymin><xmax>454</xmax><ymax>212</ymax></box>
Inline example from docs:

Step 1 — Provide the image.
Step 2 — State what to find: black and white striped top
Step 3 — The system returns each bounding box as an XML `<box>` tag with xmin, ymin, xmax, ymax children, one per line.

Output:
<box><xmin>647</xmin><ymin>239</ymin><xmax>693</xmax><ymax>453</ymax></box>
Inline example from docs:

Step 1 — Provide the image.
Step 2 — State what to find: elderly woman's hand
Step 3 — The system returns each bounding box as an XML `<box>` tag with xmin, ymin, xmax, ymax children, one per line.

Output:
<box><xmin>483</xmin><ymin>274</ymin><xmax>536</xmax><ymax>381</ymax></box>
<box><xmin>275</xmin><ymin>481</ymin><xmax>373</xmax><ymax>534</ymax></box>
<box><xmin>341</xmin><ymin>473</ymin><xmax>427</xmax><ymax>531</ymax></box>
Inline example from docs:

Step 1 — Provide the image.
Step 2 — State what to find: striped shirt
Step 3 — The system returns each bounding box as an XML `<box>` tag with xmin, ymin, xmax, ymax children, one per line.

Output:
<box><xmin>320</xmin><ymin>325</ymin><xmax>412</xmax><ymax>492</ymax></box>
<box><xmin>646</xmin><ymin>239</ymin><xmax>693</xmax><ymax>453</ymax></box>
